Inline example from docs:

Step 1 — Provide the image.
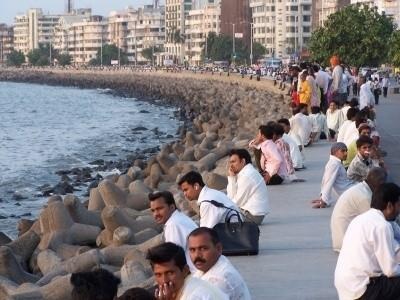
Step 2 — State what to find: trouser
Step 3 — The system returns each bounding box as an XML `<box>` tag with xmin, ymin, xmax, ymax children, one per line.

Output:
<box><xmin>240</xmin><ymin>209</ymin><xmax>265</xmax><ymax>225</ymax></box>
<box><xmin>320</xmin><ymin>88</ymin><xmax>328</xmax><ymax>113</ymax></box>
<box><xmin>253</xmin><ymin>148</ymin><xmax>262</xmax><ymax>172</ymax></box>
<box><xmin>374</xmin><ymin>93</ymin><xmax>379</xmax><ymax>105</ymax></box>
<box><xmin>383</xmin><ymin>86</ymin><xmax>388</xmax><ymax>98</ymax></box>
<box><xmin>358</xmin><ymin>276</ymin><xmax>400</xmax><ymax>300</ymax></box>
<box><xmin>353</xmin><ymin>83</ymin><xmax>358</xmax><ymax>96</ymax></box>
<box><xmin>267</xmin><ymin>174</ymin><xmax>284</xmax><ymax>185</ymax></box>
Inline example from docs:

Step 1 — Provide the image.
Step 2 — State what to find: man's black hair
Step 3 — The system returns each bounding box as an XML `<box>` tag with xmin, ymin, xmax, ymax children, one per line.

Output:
<box><xmin>188</xmin><ymin>227</ymin><xmax>220</xmax><ymax>246</ymax></box>
<box><xmin>277</xmin><ymin>118</ymin><xmax>290</xmax><ymax>126</ymax></box>
<box><xmin>346</xmin><ymin>107</ymin><xmax>360</xmax><ymax>121</ymax></box>
<box><xmin>117</xmin><ymin>287</ymin><xmax>155</xmax><ymax>300</ymax></box>
<box><xmin>273</xmin><ymin>123</ymin><xmax>285</xmax><ymax>137</ymax></box>
<box><xmin>148</xmin><ymin>191</ymin><xmax>176</xmax><ymax>207</ymax></box>
<box><xmin>178</xmin><ymin>171</ymin><xmax>205</xmax><ymax>187</ymax></box>
<box><xmin>371</xmin><ymin>183</ymin><xmax>400</xmax><ymax>211</ymax></box>
<box><xmin>146</xmin><ymin>242</ymin><xmax>187</xmax><ymax>271</ymax></box>
<box><xmin>229</xmin><ymin>149</ymin><xmax>252</xmax><ymax>165</ymax></box>
<box><xmin>259</xmin><ymin>125</ymin><xmax>275</xmax><ymax>140</ymax></box>
<box><xmin>71</xmin><ymin>268</ymin><xmax>121</xmax><ymax>300</ymax></box>
<box><xmin>356</xmin><ymin>135</ymin><xmax>373</xmax><ymax>148</ymax></box>
<box><xmin>311</xmin><ymin>106</ymin><xmax>321</xmax><ymax>114</ymax></box>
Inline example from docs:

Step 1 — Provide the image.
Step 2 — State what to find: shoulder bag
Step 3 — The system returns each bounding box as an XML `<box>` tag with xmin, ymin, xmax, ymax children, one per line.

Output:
<box><xmin>201</xmin><ymin>200</ymin><xmax>260</xmax><ymax>256</ymax></box>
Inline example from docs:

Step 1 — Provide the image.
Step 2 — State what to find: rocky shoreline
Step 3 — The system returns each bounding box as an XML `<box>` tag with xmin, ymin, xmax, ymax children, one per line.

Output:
<box><xmin>0</xmin><ymin>69</ymin><xmax>291</xmax><ymax>299</ymax></box>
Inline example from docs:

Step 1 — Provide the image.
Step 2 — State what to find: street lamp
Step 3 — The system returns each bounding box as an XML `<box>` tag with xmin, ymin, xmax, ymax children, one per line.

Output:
<box><xmin>250</xmin><ymin>22</ymin><xmax>254</xmax><ymax>66</ymax></box>
<box><xmin>232</xmin><ymin>23</ymin><xmax>236</xmax><ymax>64</ymax></box>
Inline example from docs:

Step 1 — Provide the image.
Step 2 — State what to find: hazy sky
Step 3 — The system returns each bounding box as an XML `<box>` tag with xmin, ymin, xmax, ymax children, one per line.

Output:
<box><xmin>0</xmin><ymin>0</ymin><xmax>158</xmax><ymax>24</ymax></box>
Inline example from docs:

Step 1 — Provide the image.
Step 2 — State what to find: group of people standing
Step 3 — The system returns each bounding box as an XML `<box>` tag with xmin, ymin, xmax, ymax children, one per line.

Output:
<box><xmin>286</xmin><ymin>56</ymin><xmax>400</xmax><ymax>300</ymax></box>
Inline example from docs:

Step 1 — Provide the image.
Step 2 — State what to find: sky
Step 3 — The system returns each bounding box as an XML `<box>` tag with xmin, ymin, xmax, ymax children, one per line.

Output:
<box><xmin>0</xmin><ymin>0</ymin><xmax>158</xmax><ymax>25</ymax></box>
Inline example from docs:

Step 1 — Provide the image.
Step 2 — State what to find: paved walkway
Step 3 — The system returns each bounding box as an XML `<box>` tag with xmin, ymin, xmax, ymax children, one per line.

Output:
<box><xmin>229</xmin><ymin>93</ymin><xmax>400</xmax><ymax>299</ymax></box>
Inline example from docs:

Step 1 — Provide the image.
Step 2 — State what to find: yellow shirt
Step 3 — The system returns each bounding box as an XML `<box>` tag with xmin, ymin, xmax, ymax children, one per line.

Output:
<box><xmin>299</xmin><ymin>80</ymin><xmax>311</xmax><ymax>105</ymax></box>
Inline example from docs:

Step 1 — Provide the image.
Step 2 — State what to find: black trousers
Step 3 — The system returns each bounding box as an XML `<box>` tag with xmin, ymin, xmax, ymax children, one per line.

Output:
<box><xmin>358</xmin><ymin>276</ymin><xmax>400</xmax><ymax>300</ymax></box>
<box><xmin>383</xmin><ymin>87</ymin><xmax>388</xmax><ymax>98</ymax></box>
<box><xmin>320</xmin><ymin>88</ymin><xmax>328</xmax><ymax>113</ymax></box>
<box><xmin>353</xmin><ymin>83</ymin><xmax>358</xmax><ymax>96</ymax></box>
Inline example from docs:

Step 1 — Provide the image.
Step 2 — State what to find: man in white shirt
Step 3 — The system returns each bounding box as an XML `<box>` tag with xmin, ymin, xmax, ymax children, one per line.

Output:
<box><xmin>188</xmin><ymin>227</ymin><xmax>251</xmax><ymax>300</ymax></box>
<box><xmin>335</xmin><ymin>183</ymin><xmax>400</xmax><ymax>300</ymax></box>
<box><xmin>226</xmin><ymin>148</ymin><xmax>269</xmax><ymax>225</ymax></box>
<box><xmin>330</xmin><ymin>167</ymin><xmax>387</xmax><ymax>252</ymax></box>
<box><xmin>311</xmin><ymin>142</ymin><xmax>354</xmax><ymax>208</ymax></box>
<box><xmin>382</xmin><ymin>75</ymin><xmax>389</xmax><ymax>98</ymax></box>
<box><xmin>147</xmin><ymin>242</ymin><xmax>229</xmax><ymax>300</ymax></box>
<box><xmin>313</xmin><ymin>64</ymin><xmax>331</xmax><ymax>113</ymax></box>
<box><xmin>336</xmin><ymin>107</ymin><xmax>359</xmax><ymax>143</ymax></box>
<box><xmin>149</xmin><ymin>191</ymin><xmax>198</xmax><ymax>272</ymax></box>
<box><xmin>359</xmin><ymin>76</ymin><xmax>375</xmax><ymax>110</ymax></box>
<box><xmin>309</xmin><ymin>106</ymin><xmax>330</xmax><ymax>142</ymax></box>
<box><xmin>178</xmin><ymin>171</ymin><xmax>240</xmax><ymax>228</ymax></box>
<box><xmin>289</xmin><ymin>104</ymin><xmax>313</xmax><ymax>147</ymax></box>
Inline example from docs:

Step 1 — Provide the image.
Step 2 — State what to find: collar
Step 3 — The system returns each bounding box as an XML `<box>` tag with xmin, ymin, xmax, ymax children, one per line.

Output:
<box><xmin>197</xmin><ymin>185</ymin><xmax>209</xmax><ymax>204</ymax></box>
<box><xmin>330</xmin><ymin>155</ymin><xmax>342</xmax><ymax>163</ymax></box>
<box><xmin>164</xmin><ymin>210</ymin><xmax>179</xmax><ymax>227</ymax></box>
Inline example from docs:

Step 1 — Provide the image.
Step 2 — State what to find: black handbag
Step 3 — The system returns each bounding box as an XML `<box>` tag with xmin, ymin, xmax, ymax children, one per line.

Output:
<box><xmin>201</xmin><ymin>200</ymin><xmax>260</xmax><ymax>256</ymax></box>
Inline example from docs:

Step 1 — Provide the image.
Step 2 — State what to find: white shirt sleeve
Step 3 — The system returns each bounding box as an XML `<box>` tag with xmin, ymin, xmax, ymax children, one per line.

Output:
<box><xmin>164</xmin><ymin>224</ymin><xmax>185</xmax><ymax>249</ymax></box>
<box><xmin>226</xmin><ymin>176</ymin><xmax>237</xmax><ymax>201</ymax></box>
<box><xmin>373</xmin><ymin>223</ymin><xmax>400</xmax><ymax>277</ymax></box>
<box><xmin>321</xmin><ymin>161</ymin><xmax>340</xmax><ymax>205</ymax></box>
<box><xmin>199</xmin><ymin>202</ymin><xmax>221</xmax><ymax>228</ymax></box>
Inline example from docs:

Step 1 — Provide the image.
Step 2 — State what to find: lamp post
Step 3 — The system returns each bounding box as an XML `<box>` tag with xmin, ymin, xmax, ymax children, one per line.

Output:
<box><xmin>250</xmin><ymin>22</ymin><xmax>254</xmax><ymax>66</ymax></box>
<box><xmin>100</xmin><ymin>33</ymin><xmax>103</xmax><ymax>67</ymax></box>
<box><xmin>49</xmin><ymin>39</ymin><xmax>52</xmax><ymax>66</ymax></box>
<box><xmin>232</xmin><ymin>23</ymin><xmax>236</xmax><ymax>65</ymax></box>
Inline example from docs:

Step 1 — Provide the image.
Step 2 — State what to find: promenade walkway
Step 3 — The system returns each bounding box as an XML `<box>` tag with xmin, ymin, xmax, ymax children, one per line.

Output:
<box><xmin>230</xmin><ymin>93</ymin><xmax>400</xmax><ymax>300</ymax></box>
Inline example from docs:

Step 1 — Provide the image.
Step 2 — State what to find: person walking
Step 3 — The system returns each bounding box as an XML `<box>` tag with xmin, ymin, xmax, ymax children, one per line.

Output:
<box><xmin>372</xmin><ymin>78</ymin><xmax>381</xmax><ymax>105</ymax></box>
<box><xmin>382</xmin><ymin>74</ymin><xmax>389</xmax><ymax>98</ymax></box>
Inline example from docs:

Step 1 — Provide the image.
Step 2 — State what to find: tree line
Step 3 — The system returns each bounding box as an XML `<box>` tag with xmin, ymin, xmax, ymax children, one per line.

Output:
<box><xmin>309</xmin><ymin>4</ymin><xmax>400</xmax><ymax>67</ymax></box>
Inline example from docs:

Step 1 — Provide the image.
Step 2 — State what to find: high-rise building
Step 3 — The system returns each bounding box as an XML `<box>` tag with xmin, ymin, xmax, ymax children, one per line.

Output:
<box><xmin>53</xmin><ymin>9</ymin><xmax>92</xmax><ymax>59</ymax></box>
<box><xmin>250</xmin><ymin>0</ymin><xmax>313</xmax><ymax>59</ymax></box>
<box><xmin>66</xmin><ymin>0</ymin><xmax>74</xmax><ymax>14</ymax></box>
<box><xmin>0</xmin><ymin>24</ymin><xmax>14</xmax><ymax>64</ymax></box>
<box><xmin>185</xmin><ymin>3</ymin><xmax>220</xmax><ymax>65</ymax></box>
<box><xmin>108</xmin><ymin>10</ymin><xmax>130</xmax><ymax>55</ymax></box>
<box><xmin>315</xmin><ymin>0</ymin><xmax>350</xmax><ymax>27</ymax></box>
<box><xmin>220</xmin><ymin>0</ymin><xmax>252</xmax><ymax>49</ymax></box>
<box><xmin>14</xmin><ymin>9</ymin><xmax>60</xmax><ymax>55</ymax></box>
<box><xmin>351</xmin><ymin>0</ymin><xmax>400</xmax><ymax>26</ymax></box>
<box><xmin>164</xmin><ymin>0</ymin><xmax>192</xmax><ymax>64</ymax></box>
<box><xmin>126</xmin><ymin>5</ymin><xmax>165</xmax><ymax>64</ymax></box>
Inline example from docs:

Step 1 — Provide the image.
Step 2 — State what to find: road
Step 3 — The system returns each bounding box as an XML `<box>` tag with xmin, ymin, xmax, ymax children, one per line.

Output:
<box><xmin>229</xmin><ymin>91</ymin><xmax>400</xmax><ymax>299</ymax></box>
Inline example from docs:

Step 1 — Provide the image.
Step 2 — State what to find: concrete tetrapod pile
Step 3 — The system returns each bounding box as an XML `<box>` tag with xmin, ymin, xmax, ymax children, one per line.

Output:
<box><xmin>0</xmin><ymin>69</ymin><xmax>291</xmax><ymax>299</ymax></box>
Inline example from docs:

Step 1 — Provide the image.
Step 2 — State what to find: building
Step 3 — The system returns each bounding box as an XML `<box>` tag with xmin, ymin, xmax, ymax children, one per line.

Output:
<box><xmin>165</xmin><ymin>0</ymin><xmax>192</xmax><ymax>64</ymax></box>
<box><xmin>314</xmin><ymin>0</ymin><xmax>350</xmax><ymax>27</ymax></box>
<box><xmin>0</xmin><ymin>24</ymin><xmax>14</xmax><ymax>64</ymax></box>
<box><xmin>185</xmin><ymin>3</ymin><xmax>220</xmax><ymax>65</ymax></box>
<box><xmin>63</xmin><ymin>15</ymin><xmax>108</xmax><ymax>65</ymax></box>
<box><xmin>351</xmin><ymin>0</ymin><xmax>400</xmax><ymax>26</ymax></box>
<box><xmin>53</xmin><ymin>9</ymin><xmax>92</xmax><ymax>60</ymax></box>
<box><xmin>250</xmin><ymin>0</ymin><xmax>313</xmax><ymax>59</ymax></box>
<box><xmin>108</xmin><ymin>10</ymin><xmax>129</xmax><ymax>55</ymax></box>
<box><xmin>126</xmin><ymin>5</ymin><xmax>165</xmax><ymax>64</ymax></box>
<box><xmin>13</xmin><ymin>9</ymin><xmax>60</xmax><ymax>56</ymax></box>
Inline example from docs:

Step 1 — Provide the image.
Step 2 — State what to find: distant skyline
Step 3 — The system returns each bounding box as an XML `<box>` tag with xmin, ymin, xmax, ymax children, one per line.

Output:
<box><xmin>0</xmin><ymin>0</ymin><xmax>160</xmax><ymax>25</ymax></box>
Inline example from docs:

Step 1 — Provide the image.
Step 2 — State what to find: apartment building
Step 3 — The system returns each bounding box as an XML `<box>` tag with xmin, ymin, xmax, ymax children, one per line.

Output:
<box><xmin>126</xmin><ymin>5</ymin><xmax>165</xmax><ymax>64</ymax></box>
<box><xmin>14</xmin><ymin>9</ymin><xmax>60</xmax><ymax>55</ymax></box>
<box><xmin>185</xmin><ymin>3</ymin><xmax>220</xmax><ymax>65</ymax></box>
<box><xmin>250</xmin><ymin>0</ymin><xmax>312</xmax><ymax>59</ymax></box>
<box><xmin>0</xmin><ymin>24</ymin><xmax>14</xmax><ymax>64</ymax></box>
<box><xmin>63</xmin><ymin>15</ymin><xmax>108</xmax><ymax>65</ymax></box>
<box><xmin>220</xmin><ymin>0</ymin><xmax>252</xmax><ymax>48</ymax></box>
<box><xmin>53</xmin><ymin>9</ymin><xmax>92</xmax><ymax>57</ymax></box>
<box><xmin>108</xmin><ymin>10</ymin><xmax>129</xmax><ymax>55</ymax></box>
<box><xmin>313</xmin><ymin>0</ymin><xmax>350</xmax><ymax>27</ymax></box>
<box><xmin>165</xmin><ymin>0</ymin><xmax>192</xmax><ymax>64</ymax></box>
<box><xmin>351</xmin><ymin>0</ymin><xmax>400</xmax><ymax>26</ymax></box>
